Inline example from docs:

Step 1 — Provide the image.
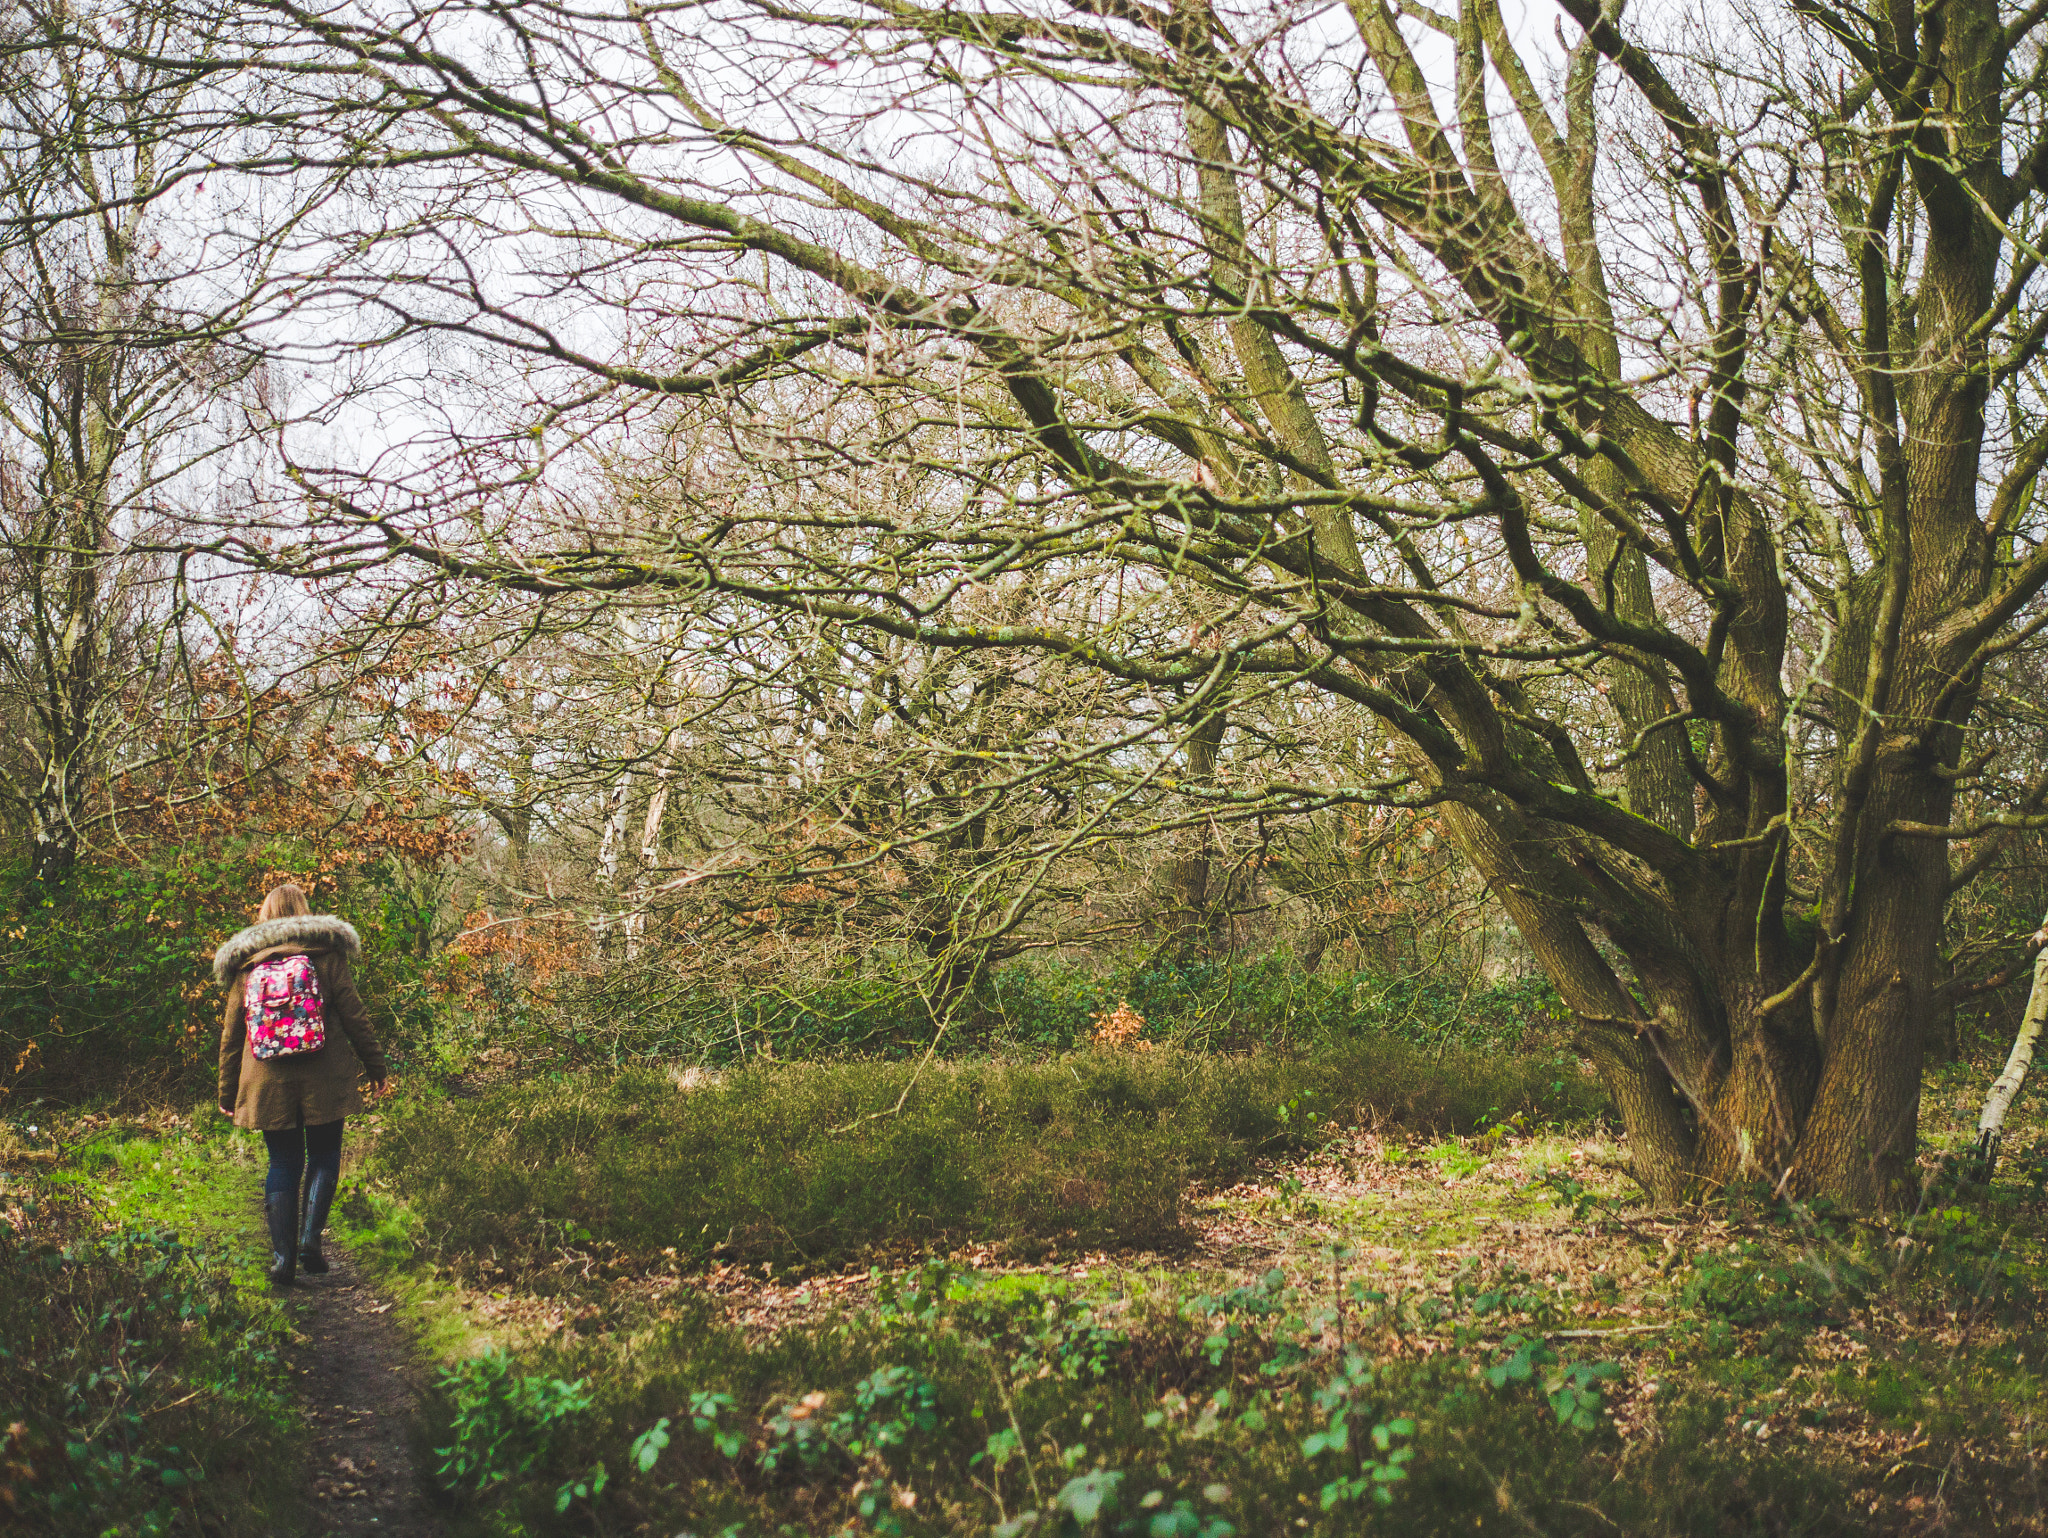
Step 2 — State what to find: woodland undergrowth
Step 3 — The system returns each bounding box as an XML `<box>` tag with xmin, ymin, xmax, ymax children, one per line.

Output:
<box><xmin>0</xmin><ymin>1114</ymin><xmax>304</xmax><ymax>1535</ymax></box>
<box><xmin>5</xmin><ymin>1046</ymin><xmax>2048</xmax><ymax>1535</ymax></box>
<box><xmin>346</xmin><ymin>1051</ymin><xmax>2048</xmax><ymax>1536</ymax></box>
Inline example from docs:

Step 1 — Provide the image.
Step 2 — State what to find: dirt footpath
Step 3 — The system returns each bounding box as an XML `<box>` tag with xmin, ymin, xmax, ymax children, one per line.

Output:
<box><xmin>284</xmin><ymin>1233</ymin><xmax>437</xmax><ymax>1536</ymax></box>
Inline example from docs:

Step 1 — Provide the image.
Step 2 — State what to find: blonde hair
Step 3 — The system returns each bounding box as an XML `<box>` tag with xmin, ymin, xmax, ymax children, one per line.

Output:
<box><xmin>256</xmin><ymin>882</ymin><xmax>311</xmax><ymax>923</ymax></box>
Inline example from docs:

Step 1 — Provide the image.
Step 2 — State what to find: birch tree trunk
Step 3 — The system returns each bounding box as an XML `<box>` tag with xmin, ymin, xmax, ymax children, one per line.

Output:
<box><xmin>1972</xmin><ymin>919</ymin><xmax>2048</xmax><ymax>1181</ymax></box>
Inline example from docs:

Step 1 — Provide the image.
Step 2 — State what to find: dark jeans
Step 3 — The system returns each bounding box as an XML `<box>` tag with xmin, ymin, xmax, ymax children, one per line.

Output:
<box><xmin>262</xmin><ymin>1119</ymin><xmax>344</xmax><ymax>1203</ymax></box>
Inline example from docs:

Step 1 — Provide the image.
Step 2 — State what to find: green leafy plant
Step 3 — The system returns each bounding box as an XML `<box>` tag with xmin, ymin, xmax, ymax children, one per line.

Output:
<box><xmin>434</xmin><ymin>1349</ymin><xmax>593</xmax><ymax>1492</ymax></box>
<box><xmin>758</xmin><ymin>1366</ymin><xmax>940</xmax><ymax>1478</ymax></box>
<box><xmin>1274</xmin><ymin>1093</ymin><xmax>1343</xmax><ymax>1151</ymax></box>
<box><xmin>630</xmin><ymin>1417</ymin><xmax>672</xmax><ymax>1472</ymax></box>
<box><xmin>553</xmin><ymin>1460</ymin><xmax>608</xmax><ymax>1514</ymax></box>
<box><xmin>1681</xmin><ymin>1238</ymin><xmax>1873</xmax><ymax>1361</ymax></box>
<box><xmin>590</xmin><ymin>1390</ymin><xmax>746</xmax><ymax>1510</ymax></box>
<box><xmin>1423</xmin><ymin>1139</ymin><xmax>1486</xmax><ymax>1179</ymax></box>
<box><xmin>994</xmin><ymin>1468</ymin><xmax>1237</xmax><ymax>1538</ymax></box>
<box><xmin>1300</xmin><ymin>1352</ymin><xmax>1416</xmax><ymax>1508</ymax></box>
<box><xmin>840</xmin><ymin>1365</ymin><xmax>941</xmax><ymax>1458</ymax></box>
<box><xmin>688</xmin><ymin>1391</ymin><xmax>747</xmax><ymax>1458</ymax></box>
<box><xmin>1485</xmin><ymin>1335</ymin><xmax>1620</xmax><ymax>1433</ymax></box>
<box><xmin>871</xmin><ymin>1259</ymin><xmax>955</xmax><ymax>1328</ymax></box>
<box><xmin>1020</xmin><ymin>1297</ymin><xmax>1129</xmax><ymax>1382</ymax></box>
<box><xmin>1547</xmin><ymin>1171</ymin><xmax>1600</xmax><ymax>1221</ymax></box>
<box><xmin>1184</xmin><ymin>1268</ymin><xmax>1291</xmax><ymax>1368</ymax></box>
<box><xmin>0</xmin><ymin>1187</ymin><xmax>299</xmax><ymax>1536</ymax></box>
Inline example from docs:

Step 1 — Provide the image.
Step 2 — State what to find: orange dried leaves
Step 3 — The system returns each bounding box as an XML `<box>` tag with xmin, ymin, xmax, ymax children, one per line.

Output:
<box><xmin>1088</xmin><ymin>1000</ymin><xmax>1149</xmax><ymax>1051</ymax></box>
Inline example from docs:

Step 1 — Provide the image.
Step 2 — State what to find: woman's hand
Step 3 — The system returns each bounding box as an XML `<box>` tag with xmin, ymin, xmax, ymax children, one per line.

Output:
<box><xmin>218</xmin><ymin>1102</ymin><xmax>233</xmax><ymax>1118</ymax></box>
<box><xmin>368</xmin><ymin>1075</ymin><xmax>396</xmax><ymax>1102</ymax></box>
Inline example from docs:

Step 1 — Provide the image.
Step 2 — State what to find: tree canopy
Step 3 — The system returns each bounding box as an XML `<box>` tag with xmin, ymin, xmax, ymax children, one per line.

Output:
<box><xmin>20</xmin><ymin>0</ymin><xmax>2048</xmax><ymax>1201</ymax></box>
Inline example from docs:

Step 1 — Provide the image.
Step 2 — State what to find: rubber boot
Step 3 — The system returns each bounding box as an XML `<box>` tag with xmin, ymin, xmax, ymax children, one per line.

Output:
<box><xmin>265</xmin><ymin>1190</ymin><xmax>298</xmax><ymax>1287</ymax></box>
<box><xmin>299</xmin><ymin>1166</ymin><xmax>336</xmax><ymax>1275</ymax></box>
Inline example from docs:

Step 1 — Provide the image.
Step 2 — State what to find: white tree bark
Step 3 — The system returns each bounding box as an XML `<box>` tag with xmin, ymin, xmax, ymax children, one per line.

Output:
<box><xmin>596</xmin><ymin>775</ymin><xmax>629</xmax><ymax>889</ymax></box>
<box><xmin>1973</xmin><ymin>918</ymin><xmax>2048</xmax><ymax>1179</ymax></box>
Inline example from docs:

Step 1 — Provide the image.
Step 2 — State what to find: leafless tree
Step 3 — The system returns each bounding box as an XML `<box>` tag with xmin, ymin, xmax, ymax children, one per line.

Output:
<box><xmin>0</xmin><ymin>0</ymin><xmax>295</xmax><ymax>879</ymax></box>
<box><xmin>106</xmin><ymin>0</ymin><xmax>2048</xmax><ymax>1202</ymax></box>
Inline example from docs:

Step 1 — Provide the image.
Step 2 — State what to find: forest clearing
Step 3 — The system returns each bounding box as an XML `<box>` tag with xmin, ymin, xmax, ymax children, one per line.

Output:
<box><xmin>7</xmin><ymin>1041</ymin><xmax>2048</xmax><ymax>1534</ymax></box>
<box><xmin>12</xmin><ymin>0</ymin><xmax>2048</xmax><ymax>1529</ymax></box>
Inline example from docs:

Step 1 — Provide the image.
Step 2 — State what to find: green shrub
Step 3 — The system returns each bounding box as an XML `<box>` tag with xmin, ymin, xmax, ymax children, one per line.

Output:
<box><xmin>0</xmin><ymin>858</ymin><xmax>242</xmax><ymax>1100</ymax></box>
<box><xmin>1682</xmin><ymin>1239</ymin><xmax>1872</xmax><ymax>1341</ymax></box>
<box><xmin>369</xmin><ymin>1043</ymin><xmax>1606</xmax><ymax>1269</ymax></box>
<box><xmin>435</xmin><ymin>1348</ymin><xmax>596</xmax><ymax>1493</ymax></box>
<box><xmin>983</xmin><ymin>955</ymin><xmax>1567</xmax><ymax>1057</ymax></box>
<box><xmin>0</xmin><ymin>848</ymin><xmax>468</xmax><ymax>1100</ymax></box>
<box><xmin>0</xmin><ymin>1186</ymin><xmax>302</xmax><ymax>1535</ymax></box>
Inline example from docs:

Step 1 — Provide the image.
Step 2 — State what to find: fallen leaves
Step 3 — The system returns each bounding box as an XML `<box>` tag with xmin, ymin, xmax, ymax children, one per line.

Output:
<box><xmin>312</xmin><ymin>1452</ymin><xmax>376</xmax><ymax>1501</ymax></box>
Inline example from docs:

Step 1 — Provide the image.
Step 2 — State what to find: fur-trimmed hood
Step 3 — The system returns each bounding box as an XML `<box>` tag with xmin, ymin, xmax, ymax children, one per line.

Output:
<box><xmin>212</xmin><ymin>915</ymin><xmax>361</xmax><ymax>982</ymax></box>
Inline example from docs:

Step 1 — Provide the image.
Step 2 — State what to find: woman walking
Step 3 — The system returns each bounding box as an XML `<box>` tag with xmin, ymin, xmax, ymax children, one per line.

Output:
<box><xmin>215</xmin><ymin>883</ymin><xmax>390</xmax><ymax>1286</ymax></box>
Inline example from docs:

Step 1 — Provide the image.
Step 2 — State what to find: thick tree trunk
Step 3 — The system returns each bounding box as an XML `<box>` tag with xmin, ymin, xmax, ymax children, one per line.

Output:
<box><xmin>915</xmin><ymin>923</ymin><xmax>986</xmax><ymax>1028</ymax></box>
<box><xmin>1692</xmin><ymin>986</ymin><xmax>1820</xmax><ymax>1192</ymax></box>
<box><xmin>1788</xmin><ymin>818</ymin><xmax>1946</xmax><ymax>1203</ymax></box>
<box><xmin>1785</xmin><ymin>146</ymin><xmax>1996</xmax><ymax>1200</ymax></box>
<box><xmin>28</xmin><ymin>811</ymin><xmax>77</xmax><ymax>883</ymax></box>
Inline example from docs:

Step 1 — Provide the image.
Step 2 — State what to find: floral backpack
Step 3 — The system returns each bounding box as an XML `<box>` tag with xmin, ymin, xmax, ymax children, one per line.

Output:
<box><xmin>245</xmin><ymin>954</ymin><xmax>328</xmax><ymax>1060</ymax></box>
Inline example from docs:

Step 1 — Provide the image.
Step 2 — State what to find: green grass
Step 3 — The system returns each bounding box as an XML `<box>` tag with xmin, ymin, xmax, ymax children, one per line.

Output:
<box><xmin>61</xmin><ymin>1109</ymin><xmax>275</xmax><ymax>1247</ymax></box>
<box><xmin>1421</xmin><ymin>1139</ymin><xmax>1488</xmax><ymax>1179</ymax></box>
<box><xmin>531</xmin><ymin>950</ymin><xmax>1577</xmax><ymax>1066</ymax></box>
<box><xmin>0</xmin><ymin>1120</ymin><xmax>304</xmax><ymax>1536</ymax></box>
<box><xmin>367</xmin><ymin>1042</ymin><xmax>1608</xmax><ymax>1270</ymax></box>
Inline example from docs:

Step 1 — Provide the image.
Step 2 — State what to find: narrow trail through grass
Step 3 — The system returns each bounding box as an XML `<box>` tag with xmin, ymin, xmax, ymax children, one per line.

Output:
<box><xmin>6</xmin><ymin>1112</ymin><xmax>445</xmax><ymax>1536</ymax></box>
<box><xmin>268</xmin><ymin>1185</ymin><xmax>438</xmax><ymax>1537</ymax></box>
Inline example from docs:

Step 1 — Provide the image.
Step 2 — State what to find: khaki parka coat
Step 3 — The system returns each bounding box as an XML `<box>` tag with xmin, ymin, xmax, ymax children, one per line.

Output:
<box><xmin>214</xmin><ymin>915</ymin><xmax>388</xmax><ymax>1131</ymax></box>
